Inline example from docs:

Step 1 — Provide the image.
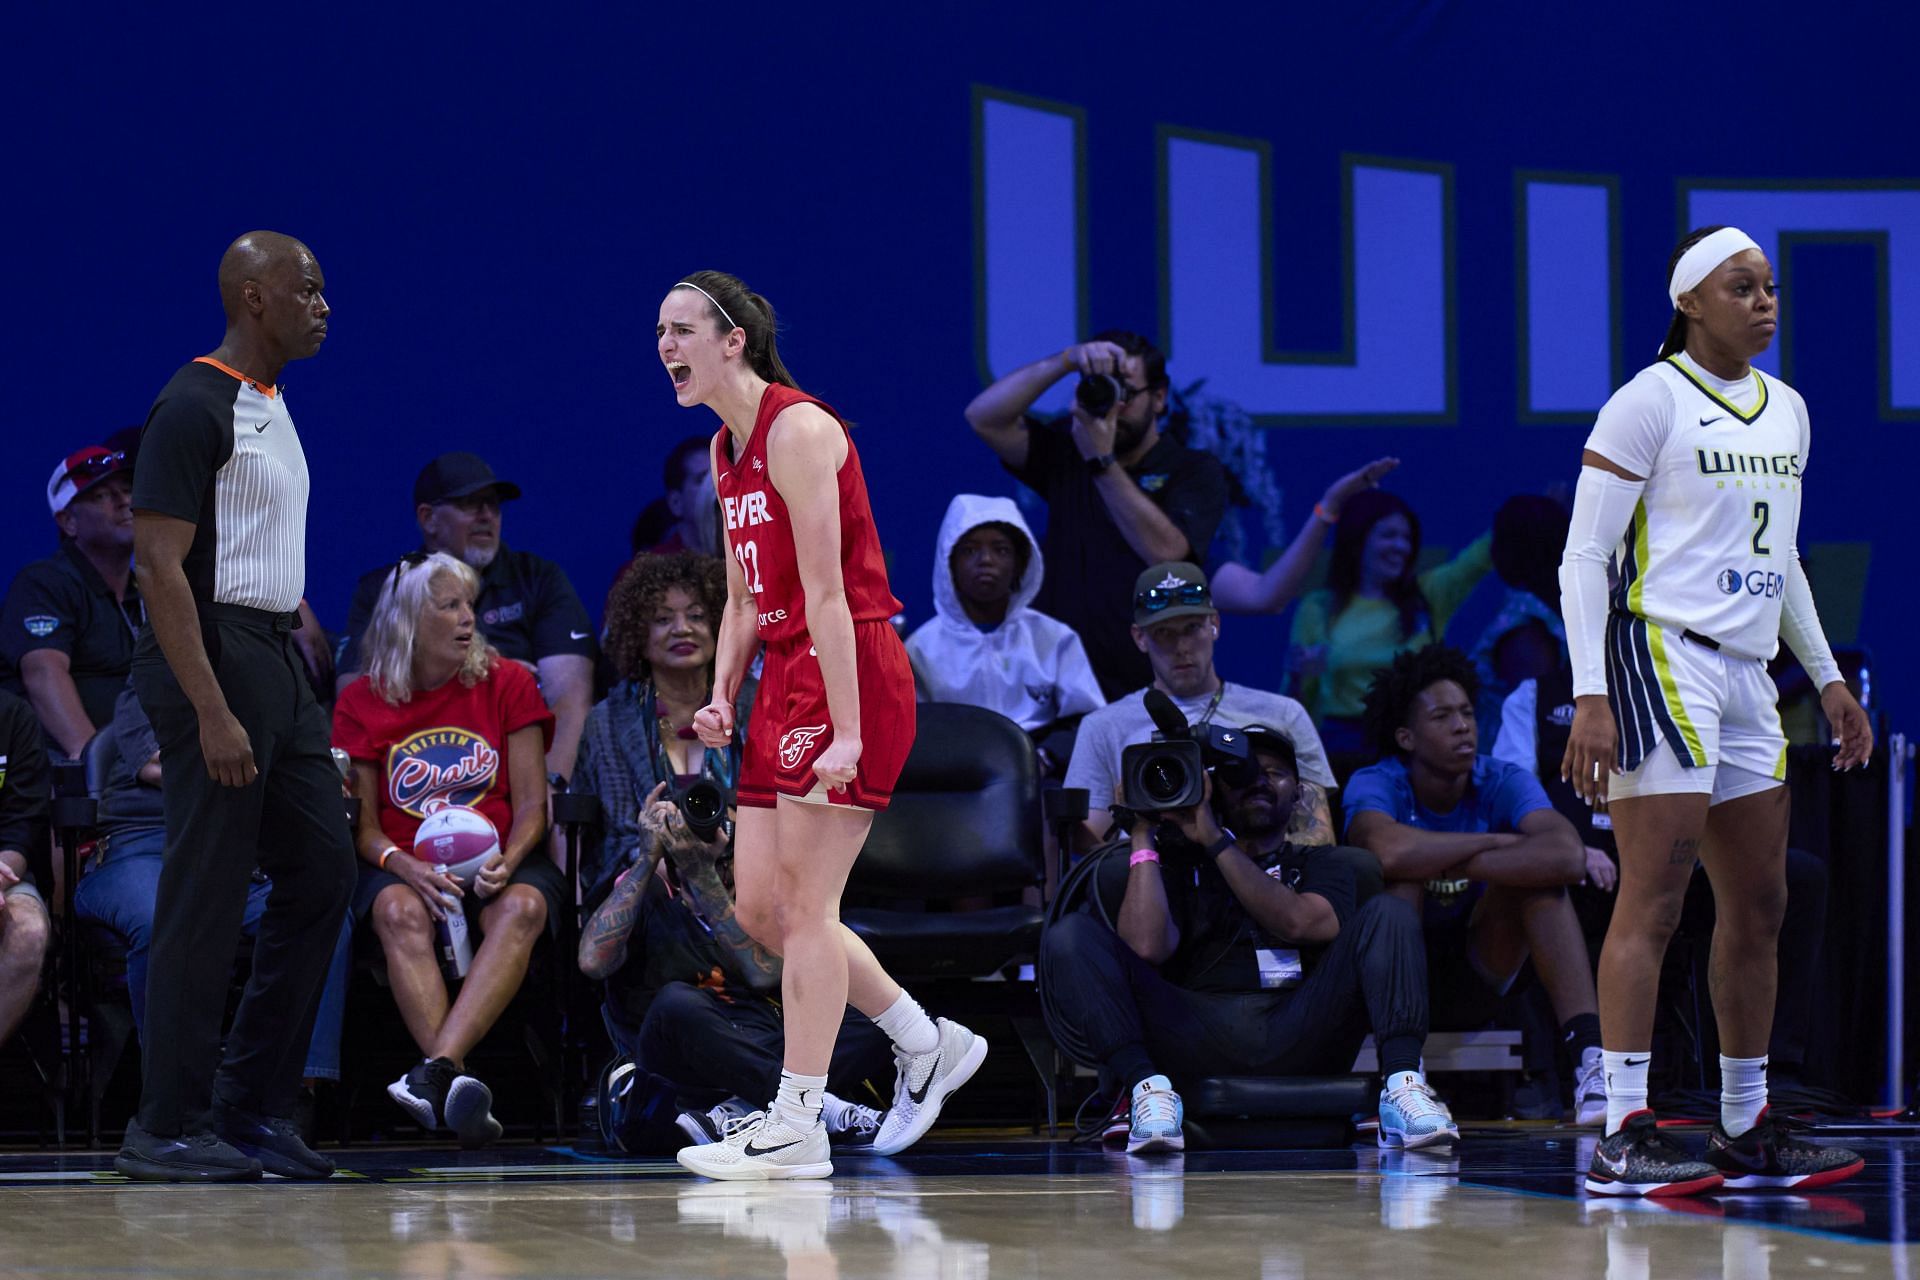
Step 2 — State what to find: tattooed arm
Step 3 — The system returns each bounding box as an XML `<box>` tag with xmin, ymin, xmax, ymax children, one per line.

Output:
<box><xmin>578</xmin><ymin>844</ymin><xmax>661</xmax><ymax>980</ymax></box>
<box><xmin>1286</xmin><ymin>782</ymin><xmax>1336</xmax><ymax>847</ymax></box>
<box><xmin>676</xmin><ymin>858</ymin><xmax>783</xmax><ymax>995</ymax></box>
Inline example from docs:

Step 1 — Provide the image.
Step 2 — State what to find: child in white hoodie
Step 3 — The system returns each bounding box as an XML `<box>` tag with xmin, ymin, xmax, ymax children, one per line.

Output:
<box><xmin>906</xmin><ymin>495</ymin><xmax>1105</xmax><ymax>772</ymax></box>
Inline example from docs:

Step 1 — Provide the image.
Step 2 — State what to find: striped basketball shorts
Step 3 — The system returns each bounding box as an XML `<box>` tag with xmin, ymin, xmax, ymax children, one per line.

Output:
<box><xmin>1605</xmin><ymin>614</ymin><xmax>1786</xmax><ymax>800</ymax></box>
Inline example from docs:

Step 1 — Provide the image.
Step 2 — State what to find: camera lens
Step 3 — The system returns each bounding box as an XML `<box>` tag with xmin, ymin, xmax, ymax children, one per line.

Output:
<box><xmin>678</xmin><ymin>780</ymin><xmax>728</xmax><ymax>840</ymax></box>
<box><xmin>1141</xmin><ymin>758</ymin><xmax>1190</xmax><ymax>805</ymax></box>
<box><xmin>1074</xmin><ymin>373</ymin><xmax>1119</xmax><ymax>417</ymax></box>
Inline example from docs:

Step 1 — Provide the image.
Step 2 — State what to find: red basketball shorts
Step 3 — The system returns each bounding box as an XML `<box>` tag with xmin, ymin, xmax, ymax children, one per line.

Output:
<box><xmin>738</xmin><ymin>620</ymin><xmax>916</xmax><ymax>811</ymax></box>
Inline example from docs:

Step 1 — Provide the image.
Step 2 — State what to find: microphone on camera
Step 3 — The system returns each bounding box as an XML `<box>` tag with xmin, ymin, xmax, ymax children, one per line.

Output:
<box><xmin>1142</xmin><ymin>688</ymin><xmax>1190</xmax><ymax>741</ymax></box>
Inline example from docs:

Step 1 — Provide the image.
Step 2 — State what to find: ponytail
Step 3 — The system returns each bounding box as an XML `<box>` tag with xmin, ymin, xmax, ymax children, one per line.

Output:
<box><xmin>673</xmin><ymin>270</ymin><xmax>801</xmax><ymax>391</ymax></box>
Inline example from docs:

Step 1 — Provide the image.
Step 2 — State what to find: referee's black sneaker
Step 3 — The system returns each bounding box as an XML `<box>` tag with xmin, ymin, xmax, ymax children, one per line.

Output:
<box><xmin>114</xmin><ymin>1121</ymin><xmax>263</xmax><ymax>1183</ymax></box>
<box><xmin>1584</xmin><ymin>1111</ymin><xmax>1723</xmax><ymax>1198</ymax></box>
<box><xmin>213</xmin><ymin>1100</ymin><xmax>335</xmax><ymax>1180</ymax></box>
<box><xmin>1705</xmin><ymin>1107</ymin><xmax>1865</xmax><ymax>1190</ymax></box>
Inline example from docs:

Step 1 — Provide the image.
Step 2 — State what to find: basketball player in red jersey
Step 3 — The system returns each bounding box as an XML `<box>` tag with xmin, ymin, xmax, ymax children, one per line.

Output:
<box><xmin>658</xmin><ymin>271</ymin><xmax>986</xmax><ymax>1180</ymax></box>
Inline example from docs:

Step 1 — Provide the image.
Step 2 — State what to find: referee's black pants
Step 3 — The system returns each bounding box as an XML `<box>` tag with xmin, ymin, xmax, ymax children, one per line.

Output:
<box><xmin>131</xmin><ymin>606</ymin><xmax>356</xmax><ymax>1135</ymax></box>
<box><xmin>1042</xmin><ymin>893</ymin><xmax>1431</xmax><ymax>1096</ymax></box>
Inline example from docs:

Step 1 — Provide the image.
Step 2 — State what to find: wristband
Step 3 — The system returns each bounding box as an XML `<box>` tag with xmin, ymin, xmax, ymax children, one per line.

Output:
<box><xmin>1129</xmin><ymin>848</ymin><xmax>1162</xmax><ymax>867</ymax></box>
<box><xmin>378</xmin><ymin>846</ymin><xmax>398</xmax><ymax>871</ymax></box>
<box><xmin>1314</xmin><ymin>502</ymin><xmax>1337</xmax><ymax>524</ymax></box>
<box><xmin>1086</xmin><ymin>453</ymin><xmax>1117</xmax><ymax>475</ymax></box>
<box><xmin>1203</xmin><ymin>830</ymin><xmax>1238</xmax><ymax>860</ymax></box>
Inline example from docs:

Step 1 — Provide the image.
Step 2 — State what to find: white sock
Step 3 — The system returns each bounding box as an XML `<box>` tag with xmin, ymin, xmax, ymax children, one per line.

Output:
<box><xmin>873</xmin><ymin>990</ymin><xmax>940</xmax><ymax>1056</ymax></box>
<box><xmin>1720</xmin><ymin>1054</ymin><xmax>1768</xmax><ymax>1137</ymax></box>
<box><xmin>773</xmin><ymin>1069</ymin><xmax>828</xmax><ymax>1132</ymax></box>
<box><xmin>1386</xmin><ymin>1070</ymin><xmax>1422</xmax><ymax>1094</ymax></box>
<box><xmin>1602</xmin><ymin>1050</ymin><xmax>1651</xmax><ymax>1135</ymax></box>
<box><xmin>819</xmin><ymin>1091</ymin><xmax>857</xmax><ymax>1133</ymax></box>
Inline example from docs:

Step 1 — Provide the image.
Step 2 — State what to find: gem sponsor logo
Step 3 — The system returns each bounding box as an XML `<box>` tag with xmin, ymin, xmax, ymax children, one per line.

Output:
<box><xmin>1718</xmin><ymin>568</ymin><xmax>1785</xmax><ymax>598</ymax></box>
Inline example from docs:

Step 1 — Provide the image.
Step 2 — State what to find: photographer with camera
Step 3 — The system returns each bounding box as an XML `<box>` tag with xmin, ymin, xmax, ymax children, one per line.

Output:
<box><xmin>1043</xmin><ymin>720</ymin><xmax>1459</xmax><ymax>1153</ymax></box>
<box><xmin>1066</xmin><ymin>563</ymin><xmax>1337</xmax><ymax>852</ymax></box>
<box><xmin>965</xmin><ymin>334</ymin><xmax>1228</xmax><ymax>700</ymax></box>
<box><xmin>574</xmin><ymin>552</ymin><xmax>890</xmax><ymax>1151</ymax></box>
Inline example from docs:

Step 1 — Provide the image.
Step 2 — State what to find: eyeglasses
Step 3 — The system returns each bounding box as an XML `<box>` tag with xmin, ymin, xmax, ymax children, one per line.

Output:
<box><xmin>1133</xmin><ymin>582</ymin><xmax>1210</xmax><ymax>614</ymax></box>
<box><xmin>388</xmin><ymin>550</ymin><xmax>430</xmax><ymax>590</ymax></box>
<box><xmin>442</xmin><ymin>492</ymin><xmax>501</xmax><ymax>514</ymax></box>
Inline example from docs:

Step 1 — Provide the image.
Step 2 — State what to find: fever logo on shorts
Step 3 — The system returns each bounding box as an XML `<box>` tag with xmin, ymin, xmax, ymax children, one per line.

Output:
<box><xmin>779</xmin><ymin>724</ymin><xmax>830</xmax><ymax>769</ymax></box>
<box><xmin>387</xmin><ymin>727</ymin><xmax>501</xmax><ymax>817</ymax></box>
<box><xmin>1717</xmin><ymin>569</ymin><xmax>1743</xmax><ymax>595</ymax></box>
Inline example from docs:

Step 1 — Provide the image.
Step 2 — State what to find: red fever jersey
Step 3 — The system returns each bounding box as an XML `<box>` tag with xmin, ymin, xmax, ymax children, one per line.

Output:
<box><xmin>713</xmin><ymin>383</ymin><xmax>915</xmax><ymax>809</ymax></box>
<box><xmin>332</xmin><ymin>659</ymin><xmax>555</xmax><ymax>854</ymax></box>
<box><xmin>711</xmin><ymin>383</ymin><xmax>902</xmax><ymax>642</ymax></box>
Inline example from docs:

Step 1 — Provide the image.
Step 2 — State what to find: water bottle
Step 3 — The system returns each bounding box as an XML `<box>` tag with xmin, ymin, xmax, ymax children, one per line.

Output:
<box><xmin>433</xmin><ymin>864</ymin><xmax>473</xmax><ymax>981</ymax></box>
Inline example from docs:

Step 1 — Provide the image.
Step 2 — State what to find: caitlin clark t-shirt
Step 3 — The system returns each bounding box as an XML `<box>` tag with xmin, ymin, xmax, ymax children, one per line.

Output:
<box><xmin>332</xmin><ymin>659</ymin><xmax>554</xmax><ymax>855</ymax></box>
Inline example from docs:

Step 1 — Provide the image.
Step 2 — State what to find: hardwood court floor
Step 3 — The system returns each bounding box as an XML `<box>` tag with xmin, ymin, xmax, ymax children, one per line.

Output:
<box><xmin>0</xmin><ymin>1126</ymin><xmax>1915</xmax><ymax>1278</ymax></box>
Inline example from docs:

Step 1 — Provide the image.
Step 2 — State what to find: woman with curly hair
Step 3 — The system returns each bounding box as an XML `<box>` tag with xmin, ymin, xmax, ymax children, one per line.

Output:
<box><xmin>333</xmin><ymin>551</ymin><xmax>561</xmax><ymax>1148</ymax></box>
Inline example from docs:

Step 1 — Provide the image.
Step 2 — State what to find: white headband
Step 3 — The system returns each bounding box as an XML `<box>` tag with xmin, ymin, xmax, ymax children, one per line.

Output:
<box><xmin>1668</xmin><ymin>227</ymin><xmax>1762</xmax><ymax>307</ymax></box>
<box><xmin>673</xmin><ymin>280</ymin><xmax>737</xmax><ymax>330</ymax></box>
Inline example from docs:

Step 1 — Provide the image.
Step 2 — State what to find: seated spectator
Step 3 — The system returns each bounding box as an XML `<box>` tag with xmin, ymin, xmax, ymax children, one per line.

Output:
<box><xmin>336</xmin><ymin>452</ymin><xmax>594</xmax><ymax>784</ymax></box>
<box><xmin>72</xmin><ymin>681</ymin><xmax>353</xmax><ymax>1103</ymax></box>
<box><xmin>1</xmin><ymin>445</ymin><xmax>141</xmax><ymax>759</ymax></box>
<box><xmin>1065</xmin><ymin>562</ymin><xmax>1336</xmax><ymax>850</ymax></box>
<box><xmin>1287</xmin><ymin>491</ymin><xmax>1492</xmax><ymax>761</ymax></box>
<box><xmin>334</xmin><ymin>552</ymin><xmax>564</xmax><ymax>1148</ymax></box>
<box><xmin>1344</xmin><ymin>645</ymin><xmax>1606</xmax><ymax>1124</ymax></box>
<box><xmin>575</xmin><ymin>551</ymin><xmax>885</xmax><ymax>1149</ymax></box>
<box><xmin>0</xmin><ymin>689</ymin><xmax>52</xmax><ymax>1051</ymax></box>
<box><xmin>905</xmin><ymin>495</ymin><xmax>1104</xmax><ymax>774</ymax></box>
<box><xmin>1493</xmin><ymin>669</ymin><xmax>1829</xmax><ymax>1087</ymax></box>
<box><xmin>574</xmin><ymin>552</ymin><xmax>757</xmax><ymax>905</ymax></box>
<box><xmin>966</xmin><ymin>334</ymin><xmax>1229</xmax><ymax>699</ymax></box>
<box><xmin>1209</xmin><ymin>456</ymin><xmax>1400</xmax><ymax>615</ymax></box>
<box><xmin>1467</xmin><ymin>495</ymin><xmax>1569</xmax><ymax>744</ymax></box>
<box><xmin>1042</xmin><ymin>725</ymin><xmax>1460</xmax><ymax>1153</ymax></box>
<box><xmin>607</xmin><ymin>436</ymin><xmax>723</xmax><ymax>616</ymax></box>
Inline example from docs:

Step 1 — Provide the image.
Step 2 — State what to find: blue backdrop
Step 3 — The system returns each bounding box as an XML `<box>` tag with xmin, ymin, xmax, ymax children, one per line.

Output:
<box><xmin>7</xmin><ymin>3</ymin><xmax>1913</xmax><ymax>726</ymax></box>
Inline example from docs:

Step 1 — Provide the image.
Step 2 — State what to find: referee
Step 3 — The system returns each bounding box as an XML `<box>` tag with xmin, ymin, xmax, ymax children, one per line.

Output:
<box><xmin>116</xmin><ymin>232</ymin><xmax>354</xmax><ymax>1182</ymax></box>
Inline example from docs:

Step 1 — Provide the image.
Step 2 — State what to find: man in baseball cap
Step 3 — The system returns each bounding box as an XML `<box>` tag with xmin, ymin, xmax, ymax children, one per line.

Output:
<box><xmin>0</xmin><ymin>444</ymin><xmax>142</xmax><ymax>757</ymax></box>
<box><xmin>1062</xmin><ymin>559</ymin><xmax>1340</xmax><ymax>852</ymax></box>
<box><xmin>336</xmin><ymin>451</ymin><xmax>594</xmax><ymax>784</ymax></box>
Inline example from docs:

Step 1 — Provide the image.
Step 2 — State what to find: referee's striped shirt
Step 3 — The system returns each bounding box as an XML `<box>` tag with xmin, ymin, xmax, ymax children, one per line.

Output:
<box><xmin>131</xmin><ymin>356</ymin><xmax>309</xmax><ymax>614</ymax></box>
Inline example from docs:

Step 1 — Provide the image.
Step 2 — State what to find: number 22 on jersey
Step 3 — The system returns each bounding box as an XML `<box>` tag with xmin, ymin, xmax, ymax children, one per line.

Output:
<box><xmin>735</xmin><ymin>540</ymin><xmax>765</xmax><ymax>593</ymax></box>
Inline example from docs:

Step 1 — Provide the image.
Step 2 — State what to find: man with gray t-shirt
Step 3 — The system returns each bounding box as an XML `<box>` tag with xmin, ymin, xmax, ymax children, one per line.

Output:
<box><xmin>1065</xmin><ymin>562</ymin><xmax>1336</xmax><ymax>849</ymax></box>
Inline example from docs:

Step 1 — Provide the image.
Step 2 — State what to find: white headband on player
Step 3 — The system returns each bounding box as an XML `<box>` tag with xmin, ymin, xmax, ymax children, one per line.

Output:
<box><xmin>1667</xmin><ymin>227</ymin><xmax>1763</xmax><ymax>307</ymax></box>
<box><xmin>674</xmin><ymin>280</ymin><xmax>738</xmax><ymax>331</ymax></box>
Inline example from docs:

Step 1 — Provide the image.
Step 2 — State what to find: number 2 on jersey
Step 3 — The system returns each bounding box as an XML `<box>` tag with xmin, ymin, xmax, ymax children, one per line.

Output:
<box><xmin>1751</xmin><ymin>501</ymin><xmax>1771</xmax><ymax>556</ymax></box>
<box><xmin>735</xmin><ymin>540</ymin><xmax>765</xmax><ymax>593</ymax></box>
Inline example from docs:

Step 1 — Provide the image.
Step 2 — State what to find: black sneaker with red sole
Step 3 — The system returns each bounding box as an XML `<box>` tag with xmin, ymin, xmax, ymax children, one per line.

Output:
<box><xmin>1584</xmin><ymin>1111</ymin><xmax>1724</xmax><ymax>1198</ymax></box>
<box><xmin>1705</xmin><ymin>1107</ymin><xmax>1865</xmax><ymax>1191</ymax></box>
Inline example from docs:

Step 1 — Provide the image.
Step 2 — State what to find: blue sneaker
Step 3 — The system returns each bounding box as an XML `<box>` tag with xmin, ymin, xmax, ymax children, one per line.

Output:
<box><xmin>1378</xmin><ymin>1077</ymin><xmax>1459</xmax><ymax>1150</ymax></box>
<box><xmin>1127</xmin><ymin>1075</ymin><xmax>1185</xmax><ymax>1154</ymax></box>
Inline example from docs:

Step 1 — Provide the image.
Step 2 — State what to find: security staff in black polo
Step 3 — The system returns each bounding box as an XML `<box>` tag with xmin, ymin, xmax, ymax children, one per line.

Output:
<box><xmin>0</xmin><ymin>444</ymin><xmax>143</xmax><ymax>758</ymax></box>
<box><xmin>117</xmin><ymin>231</ymin><xmax>354</xmax><ymax>1184</ymax></box>
<box><xmin>335</xmin><ymin>451</ymin><xmax>596</xmax><ymax>782</ymax></box>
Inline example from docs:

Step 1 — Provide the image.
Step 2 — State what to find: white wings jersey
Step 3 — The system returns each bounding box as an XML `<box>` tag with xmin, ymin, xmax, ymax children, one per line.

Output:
<box><xmin>1584</xmin><ymin>353</ymin><xmax>1810</xmax><ymax>662</ymax></box>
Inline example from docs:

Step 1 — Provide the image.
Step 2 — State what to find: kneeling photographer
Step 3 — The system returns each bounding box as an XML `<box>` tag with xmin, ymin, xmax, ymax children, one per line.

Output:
<box><xmin>1041</xmin><ymin>709</ymin><xmax>1462</xmax><ymax>1154</ymax></box>
<box><xmin>574</xmin><ymin>552</ymin><xmax>888</xmax><ymax>1153</ymax></box>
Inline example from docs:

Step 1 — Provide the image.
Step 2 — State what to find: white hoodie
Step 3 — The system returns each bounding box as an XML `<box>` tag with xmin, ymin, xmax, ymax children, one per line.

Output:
<box><xmin>905</xmin><ymin>495</ymin><xmax>1106</xmax><ymax>732</ymax></box>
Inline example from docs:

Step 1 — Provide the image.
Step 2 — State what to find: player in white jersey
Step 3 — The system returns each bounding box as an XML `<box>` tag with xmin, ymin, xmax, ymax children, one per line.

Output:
<box><xmin>1558</xmin><ymin>226</ymin><xmax>1873</xmax><ymax>1198</ymax></box>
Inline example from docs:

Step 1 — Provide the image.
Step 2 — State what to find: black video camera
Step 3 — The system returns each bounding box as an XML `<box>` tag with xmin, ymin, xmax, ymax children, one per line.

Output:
<box><xmin>1118</xmin><ymin>689</ymin><xmax>1261</xmax><ymax>812</ymax></box>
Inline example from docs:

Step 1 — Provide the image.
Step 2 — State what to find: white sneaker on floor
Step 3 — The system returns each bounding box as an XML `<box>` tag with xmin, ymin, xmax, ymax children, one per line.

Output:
<box><xmin>1377</xmin><ymin>1077</ymin><xmax>1460</xmax><ymax>1150</ymax></box>
<box><xmin>872</xmin><ymin>1018</ymin><xmax>988</xmax><ymax>1156</ymax></box>
<box><xmin>1574</xmin><ymin>1050</ymin><xmax>1609</xmax><ymax>1127</ymax></box>
<box><xmin>1126</xmin><ymin>1075</ymin><xmax>1185</xmax><ymax>1155</ymax></box>
<box><xmin>677</xmin><ymin>1111</ymin><xmax>833</xmax><ymax>1181</ymax></box>
<box><xmin>821</xmin><ymin>1094</ymin><xmax>883</xmax><ymax>1148</ymax></box>
<box><xmin>677</xmin><ymin>1097</ymin><xmax>758</xmax><ymax>1147</ymax></box>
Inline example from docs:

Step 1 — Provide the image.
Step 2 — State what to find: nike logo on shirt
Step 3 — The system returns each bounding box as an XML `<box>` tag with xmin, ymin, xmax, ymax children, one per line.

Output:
<box><xmin>255</xmin><ymin>419</ymin><xmax>270</xmax><ymax>433</ymax></box>
<box><xmin>1698</xmin><ymin>416</ymin><xmax>1725</xmax><ymax>427</ymax></box>
<box><xmin>570</xmin><ymin>630</ymin><xmax>590</xmax><ymax>640</ymax></box>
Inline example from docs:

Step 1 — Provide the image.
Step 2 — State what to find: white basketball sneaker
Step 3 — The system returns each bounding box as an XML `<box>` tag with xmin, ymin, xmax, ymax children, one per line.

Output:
<box><xmin>872</xmin><ymin>1018</ymin><xmax>988</xmax><ymax>1156</ymax></box>
<box><xmin>676</xmin><ymin>1110</ymin><xmax>833</xmax><ymax>1182</ymax></box>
